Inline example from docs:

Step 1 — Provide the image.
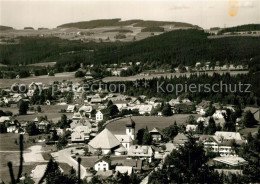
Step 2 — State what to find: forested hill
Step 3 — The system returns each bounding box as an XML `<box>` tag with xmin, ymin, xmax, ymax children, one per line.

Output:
<box><xmin>0</xmin><ymin>29</ymin><xmax>260</xmax><ymax>71</ymax></box>
<box><xmin>0</xmin><ymin>25</ymin><xmax>13</xmax><ymax>31</ymax></box>
<box><xmin>219</xmin><ymin>24</ymin><xmax>260</xmax><ymax>34</ymax></box>
<box><xmin>57</xmin><ymin>18</ymin><xmax>196</xmax><ymax>29</ymax></box>
<box><xmin>93</xmin><ymin>29</ymin><xmax>260</xmax><ymax>67</ymax></box>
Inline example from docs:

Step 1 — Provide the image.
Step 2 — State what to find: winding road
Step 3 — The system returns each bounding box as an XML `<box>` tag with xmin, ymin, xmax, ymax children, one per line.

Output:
<box><xmin>51</xmin><ymin>148</ymin><xmax>91</xmax><ymax>179</ymax></box>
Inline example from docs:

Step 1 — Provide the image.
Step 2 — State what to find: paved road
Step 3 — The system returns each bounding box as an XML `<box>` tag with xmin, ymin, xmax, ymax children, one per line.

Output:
<box><xmin>51</xmin><ymin>148</ymin><xmax>91</xmax><ymax>179</ymax></box>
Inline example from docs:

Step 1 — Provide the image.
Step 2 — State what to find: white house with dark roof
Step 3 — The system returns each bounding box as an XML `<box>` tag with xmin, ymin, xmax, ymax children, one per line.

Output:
<box><xmin>96</xmin><ymin>111</ymin><xmax>103</xmax><ymax>122</ymax></box>
<box><xmin>94</xmin><ymin>157</ymin><xmax>111</xmax><ymax>171</ymax></box>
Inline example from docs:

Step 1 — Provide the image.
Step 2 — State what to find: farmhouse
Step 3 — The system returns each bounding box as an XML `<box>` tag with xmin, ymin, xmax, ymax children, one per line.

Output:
<box><xmin>149</xmin><ymin>127</ymin><xmax>164</xmax><ymax>141</ymax></box>
<box><xmin>94</xmin><ymin>157</ymin><xmax>111</xmax><ymax>171</ymax></box>
<box><xmin>173</xmin><ymin>133</ymin><xmax>189</xmax><ymax>149</ymax></box>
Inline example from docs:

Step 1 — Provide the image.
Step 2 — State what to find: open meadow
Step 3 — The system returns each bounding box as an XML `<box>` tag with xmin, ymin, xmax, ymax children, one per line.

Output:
<box><xmin>0</xmin><ymin>105</ymin><xmax>71</xmax><ymax>123</ymax></box>
<box><xmin>102</xmin><ymin>71</ymin><xmax>249</xmax><ymax>82</ymax></box>
<box><xmin>0</xmin><ymin>72</ymin><xmax>80</xmax><ymax>88</ymax></box>
<box><xmin>106</xmin><ymin>114</ymin><xmax>201</xmax><ymax>134</ymax></box>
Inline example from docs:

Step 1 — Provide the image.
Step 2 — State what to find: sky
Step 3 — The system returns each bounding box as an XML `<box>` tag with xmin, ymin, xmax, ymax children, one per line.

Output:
<box><xmin>0</xmin><ymin>0</ymin><xmax>259</xmax><ymax>29</ymax></box>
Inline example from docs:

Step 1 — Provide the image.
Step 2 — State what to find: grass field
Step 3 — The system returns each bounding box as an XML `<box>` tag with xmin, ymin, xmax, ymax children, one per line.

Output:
<box><xmin>0</xmin><ymin>72</ymin><xmax>80</xmax><ymax>88</ymax></box>
<box><xmin>106</xmin><ymin>114</ymin><xmax>201</xmax><ymax>134</ymax></box>
<box><xmin>1</xmin><ymin>105</ymin><xmax>71</xmax><ymax>123</ymax></box>
<box><xmin>28</xmin><ymin>62</ymin><xmax>56</xmax><ymax>67</ymax></box>
<box><xmin>102</xmin><ymin>71</ymin><xmax>249</xmax><ymax>82</ymax></box>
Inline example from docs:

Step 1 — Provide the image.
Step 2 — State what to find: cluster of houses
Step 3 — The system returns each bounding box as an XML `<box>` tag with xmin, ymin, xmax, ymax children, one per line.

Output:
<box><xmin>1</xmin><ymin>81</ymin><xmax>259</xmax><ymax>181</ymax></box>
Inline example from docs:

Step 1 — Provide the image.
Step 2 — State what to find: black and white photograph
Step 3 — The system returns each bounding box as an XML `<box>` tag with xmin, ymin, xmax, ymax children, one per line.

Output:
<box><xmin>0</xmin><ymin>0</ymin><xmax>260</xmax><ymax>183</ymax></box>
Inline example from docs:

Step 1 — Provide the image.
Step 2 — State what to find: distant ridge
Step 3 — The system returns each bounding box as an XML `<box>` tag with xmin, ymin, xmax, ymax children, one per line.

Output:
<box><xmin>0</xmin><ymin>25</ymin><xmax>13</xmax><ymax>31</ymax></box>
<box><xmin>57</xmin><ymin>18</ymin><xmax>197</xmax><ymax>29</ymax></box>
<box><xmin>219</xmin><ymin>24</ymin><xmax>260</xmax><ymax>34</ymax></box>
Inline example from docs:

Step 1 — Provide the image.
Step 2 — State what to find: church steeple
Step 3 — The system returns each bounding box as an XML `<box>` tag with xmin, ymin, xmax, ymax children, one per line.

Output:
<box><xmin>126</xmin><ymin>117</ymin><xmax>135</xmax><ymax>140</ymax></box>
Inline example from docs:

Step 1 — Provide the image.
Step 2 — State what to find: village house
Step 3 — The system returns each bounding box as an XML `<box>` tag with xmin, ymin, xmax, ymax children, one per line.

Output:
<box><xmin>124</xmin><ymin>159</ymin><xmax>143</xmax><ymax>173</ymax></box>
<box><xmin>95</xmin><ymin>110</ymin><xmax>103</xmax><ymax>122</ymax></box>
<box><xmin>212</xmin><ymin>156</ymin><xmax>248</xmax><ymax>167</ymax></box>
<box><xmin>138</xmin><ymin>104</ymin><xmax>153</xmax><ymax>115</ymax></box>
<box><xmin>90</xmin><ymin>94</ymin><xmax>102</xmax><ymax>104</ymax></box>
<box><xmin>7</xmin><ymin>119</ymin><xmax>20</xmax><ymax>133</ymax></box>
<box><xmin>71</xmin><ymin>125</ymin><xmax>91</xmax><ymax>142</ymax></box>
<box><xmin>79</xmin><ymin>105</ymin><xmax>92</xmax><ymax>118</ymax></box>
<box><xmin>38</xmin><ymin>120</ymin><xmax>49</xmax><ymax>132</ymax></box>
<box><xmin>72</xmin><ymin>112</ymin><xmax>82</xmax><ymax>121</ymax></box>
<box><xmin>173</xmin><ymin>133</ymin><xmax>189</xmax><ymax>149</ymax></box>
<box><xmin>174</xmin><ymin>102</ymin><xmax>195</xmax><ymax>114</ymax></box>
<box><xmin>115</xmin><ymin>166</ymin><xmax>133</xmax><ymax>176</ymax></box>
<box><xmin>186</xmin><ymin>124</ymin><xmax>198</xmax><ymax>132</ymax></box>
<box><xmin>127</xmin><ymin>145</ymin><xmax>154</xmax><ymax>162</ymax></box>
<box><xmin>114</xmin><ymin>101</ymin><xmax>128</xmax><ymax>111</ymax></box>
<box><xmin>200</xmin><ymin>131</ymin><xmax>247</xmax><ymax>156</ymax></box>
<box><xmin>196</xmin><ymin>100</ymin><xmax>211</xmax><ymax>115</ymax></box>
<box><xmin>212</xmin><ymin>110</ymin><xmax>227</xmax><ymax>119</ymax></box>
<box><xmin>149</xmin><ymin>127</ymin><xmax>164</xmax><ymax>141</ymax></box>
<box><xmin>196</xmin><ymin>117</ymin><xmax>210</xmax><ymax>126</ymax></box>
<box><xmin>66</xmin><ymin>105</ymin><xmax>76</xmax><ymax>113</ymax></box>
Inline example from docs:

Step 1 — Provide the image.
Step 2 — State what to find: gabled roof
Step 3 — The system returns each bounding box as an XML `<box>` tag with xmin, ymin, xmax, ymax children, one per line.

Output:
<box><xmin>173</xmin><ymin>133</ymin><xmax>189</xmax><ymax>144</ymax></box>
<box><xmin>0</xmin><ymin>116</ymin><xmax>11</xmax><ymax>123</ymax></box>
<box><xmin>214</xmin><ymin>131</ymin><xmax>242</xmax><ymax>141</ymax></box>
<box><xmin>94</xmin><ymin>156</ymin><xmax>111</xmax><ymax>164</ymax></box>
<box><xmin>115</xmin><ymin>135</ymin><xmax>132</xmax><ymax>143</ymax></box>
<box><xmin>149</xmin><ymin>127</ymin><xmax>163</xmax><ymax>135</ymax></box>
<box><xmin>79</xmin><ymin>105</ymin><xmax>92</xmax><ymax>112</ymax></box>
<box><xmin>88</xmin><ymin>128</ymin><xmax>120</xmax><ymax>149</ymax></box>
<box><xmin>115</xmin><ymin>166</ymin><xmax>133</xmax><ymax>175</ymax></box>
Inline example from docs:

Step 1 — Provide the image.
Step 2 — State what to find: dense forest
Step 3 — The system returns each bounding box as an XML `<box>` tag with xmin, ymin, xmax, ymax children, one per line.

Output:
<box><xmin>57</xmin><ymin>18</ymin><xmax>196</xmax><ymax>29</ymax></box>
<box><xmin>141</xmin><ymin>26</ymin><xmax>164</xmax><ymax>32</ymax></box>
<box><xmin>219</xmin><ymin>24</ymin><xmax>260</xmax><ymax>34</ymax></box>
<box><xmin>104</xmin><ymin>72</ymin><xmax>260</xmax><ymax>107</ymax></box>
<box><xmin>93</xmin><ymin>29</ymin><xmax>260</xmax><ymax>67</ymax></box>
<box><xmin>0</xmin><ymin>29</ymin><xmax>260</xmax><ymax>77</ymax></box>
